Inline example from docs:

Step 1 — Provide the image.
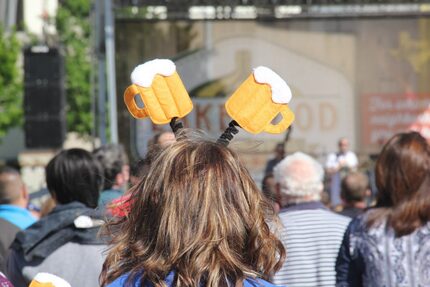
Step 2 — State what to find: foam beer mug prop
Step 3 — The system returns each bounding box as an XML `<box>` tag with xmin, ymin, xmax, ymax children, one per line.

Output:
<box><xmin>225</xmin><ymin>66</ymin><xmax>294</xmax><ymax>134</ymax></box>
<box><xmin>124</xmin><ymin>59</ymin><xmax>193</xmax><ymax>124</ymax></box>
<box><xmin>29</xmin><ymin>273</ymin><xmax>71</xmax><ymax>287</ymax></box>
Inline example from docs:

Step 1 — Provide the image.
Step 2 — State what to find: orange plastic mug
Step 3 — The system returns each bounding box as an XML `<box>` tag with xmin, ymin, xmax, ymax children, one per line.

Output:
<box><xmin>29</xmin><ymin>273</ymin><xmax>71</xmax><ymax>287</ymax></box>
<box><xmin>124</xmin><ymin>71</ymin><xmax>193</xmax><ymax>124</ymax></box>
<box><xmin>225</xmin><ymin>73</ymin><xmax>294</xmax><ymax>134</ymax></box>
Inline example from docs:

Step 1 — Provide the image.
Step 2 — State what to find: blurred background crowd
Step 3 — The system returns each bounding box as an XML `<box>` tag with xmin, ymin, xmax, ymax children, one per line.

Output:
<box><xmin>1</xmin><ymin>0</ymin><xmax>430</xmax><ymax>286</ymax></box>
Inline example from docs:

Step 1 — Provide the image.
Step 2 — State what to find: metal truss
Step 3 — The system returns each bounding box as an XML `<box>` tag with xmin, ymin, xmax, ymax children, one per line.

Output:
<box><xmin>114</xmin><ymin>0</ymin><xmax>430</xmax><ymax>20</ymax></box>
<box><xmin>115</xmin><ymin>0</ymin><xmax>429</xmax><ymax>5</ymax></box>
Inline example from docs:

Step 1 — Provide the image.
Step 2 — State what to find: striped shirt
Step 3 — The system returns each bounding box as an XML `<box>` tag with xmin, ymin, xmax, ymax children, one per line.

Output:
<box><xmin>273</xmin><ymin>202</ymin><xmax>350</xmax><ymax>287</ymax></box>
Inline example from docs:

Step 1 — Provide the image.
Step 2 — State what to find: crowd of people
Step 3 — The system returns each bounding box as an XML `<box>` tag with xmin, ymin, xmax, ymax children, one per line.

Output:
<box><xmin>0</xmin><ymin>128</ymin><xmax>429</xmax><ymax>287</ymax></box>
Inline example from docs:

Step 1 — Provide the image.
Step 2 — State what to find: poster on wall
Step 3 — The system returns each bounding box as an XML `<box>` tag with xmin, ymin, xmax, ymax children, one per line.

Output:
<box><xmin>361</xmin><ymin>94</ymin><xmax>430</xmax><ymax>147</ymax></box>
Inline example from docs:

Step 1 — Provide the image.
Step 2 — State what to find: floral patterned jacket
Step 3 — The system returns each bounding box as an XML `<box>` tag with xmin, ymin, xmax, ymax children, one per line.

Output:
<box><xmin>335</xmin><ymin>211</ymin><xmax>430</xmax><ymax>287</ymax></box>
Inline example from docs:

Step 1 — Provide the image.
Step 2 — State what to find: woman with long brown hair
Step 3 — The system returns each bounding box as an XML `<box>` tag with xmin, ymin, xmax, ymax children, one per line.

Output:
<box><xmin>336</xmin><ymin>131</ymin><xmax>430</xmax><ymax>286</ymax></box>
<box><xmin>100</xmin><ymin>131</ymin><xmax>286</xmax><ymax>287</ymax></box>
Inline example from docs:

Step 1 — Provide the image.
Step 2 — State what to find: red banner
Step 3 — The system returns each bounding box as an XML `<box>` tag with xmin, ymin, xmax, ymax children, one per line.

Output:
<box><xmin>361</xmin><ymin>94</ymin><xmax>430</xmax><ymax>146</ymax></box>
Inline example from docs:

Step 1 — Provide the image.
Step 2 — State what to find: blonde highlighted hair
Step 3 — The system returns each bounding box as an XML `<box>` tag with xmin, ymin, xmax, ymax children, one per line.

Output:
<box><xmin>100</xmin><ymin>130</ymin><xmax>285</xmax><ymax>287</ymax></box>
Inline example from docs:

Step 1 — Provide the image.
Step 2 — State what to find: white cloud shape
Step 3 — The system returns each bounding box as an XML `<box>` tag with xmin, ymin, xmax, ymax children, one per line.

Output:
<box><xmin>253</xmin><ymin>66</ymin><xmax>292</xmax><ymax>104</ymax></box>
<box><xmin>131</xmin><ymin>59</ymin><xmax>176</xmax><ymax>87</ymax></box>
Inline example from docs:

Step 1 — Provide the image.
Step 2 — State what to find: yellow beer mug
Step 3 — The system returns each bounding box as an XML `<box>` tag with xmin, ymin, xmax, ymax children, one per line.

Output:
<box><xmin>225</xmin><ymin>66</ymin><xmax>295</xmax><ymax>134</ymax></box>
<box><xmin>29</xmin><ymin>273</ymin><xmax>71</xmax><ymax>287</ymax></box>
<box><xmin>124</xmin><ymin>59</ymin><xmax>193</xmax><ymax>124</ymax></box>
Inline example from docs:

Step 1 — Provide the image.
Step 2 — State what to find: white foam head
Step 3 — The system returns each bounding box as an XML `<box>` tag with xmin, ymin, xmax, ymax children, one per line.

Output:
<box><xmin>32</xmin><ymin>273</ymin><xmax>71</xmax><ymax>287</ymax></box>
<box><xmin>253</xmin><ymin>66</ymin><xmax>292</xmax><ymax>104</ymax></box>
<box><xmin>131</xmin><ymin>59</ymin><xmax>176</xmax><ymax>87</ymax></box>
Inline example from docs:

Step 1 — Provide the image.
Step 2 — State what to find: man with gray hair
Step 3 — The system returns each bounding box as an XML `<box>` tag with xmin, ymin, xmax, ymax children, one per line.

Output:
<box><xmin>272</xmin><ymin>152</ymin><xmax>350</xmax><ymax>287</ymax></box>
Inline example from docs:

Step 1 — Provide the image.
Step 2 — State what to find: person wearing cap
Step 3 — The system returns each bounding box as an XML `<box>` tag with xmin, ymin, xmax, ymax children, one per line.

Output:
<box><xmin>272</xmin><ymin>152</ymin><xmax>350</xmax><ymax>287</ymax></box>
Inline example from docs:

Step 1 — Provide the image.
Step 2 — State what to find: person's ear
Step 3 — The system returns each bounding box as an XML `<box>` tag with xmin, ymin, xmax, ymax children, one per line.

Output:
<box><xmin>21</xmin><ymin>185</ymin><xmax>29</xmax><ymax>202</ymax></box>
<box><xmin>365</xmin><ymin>188</ymin><xmax>371</xmax><ymax>197</ymax></box>
<box><xmin>50</xmin><ymin>193</ymin><xmax>58</xmax><ymax>204</ymax></box>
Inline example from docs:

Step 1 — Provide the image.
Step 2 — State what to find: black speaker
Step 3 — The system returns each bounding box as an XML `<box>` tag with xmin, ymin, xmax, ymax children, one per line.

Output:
<box><xmin>24</xmin><ymin>46</ymin><xmax>66</xmax><ymax>149</ymax></box>
<box><xmin>24</xmin><ymin>116</ymin><xmax>66</xmax><ymax>149</ymax></box>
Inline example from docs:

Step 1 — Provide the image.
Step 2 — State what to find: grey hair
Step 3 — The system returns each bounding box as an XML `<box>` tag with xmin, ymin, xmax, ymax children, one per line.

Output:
<box><xmin>93</xmin><ymin>143</ymin><xmax>129</xmax><ymax>190</ymax></box>
<box><xmin>273</xmin><ymin>152</ymin><xmax>324</xmax><ymax>201</ymax></box>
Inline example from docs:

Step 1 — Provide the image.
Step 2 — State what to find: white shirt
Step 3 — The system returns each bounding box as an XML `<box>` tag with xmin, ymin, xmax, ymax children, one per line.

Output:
<box><xmin>325</xmin><ymin>151</ymin><xmax>358</xmax><ymax>171</ymax></box>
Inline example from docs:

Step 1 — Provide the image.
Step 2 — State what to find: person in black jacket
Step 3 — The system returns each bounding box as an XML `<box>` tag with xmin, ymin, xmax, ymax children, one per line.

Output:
<box><xmin>0</xmin><ymin>218</ymin><xmax>19</xmax><ymax>273</ymax></box>
<box><xmin>7</xmin><ymin>149</ymin><xmax>106</xmax><ymax>287</ymax></box>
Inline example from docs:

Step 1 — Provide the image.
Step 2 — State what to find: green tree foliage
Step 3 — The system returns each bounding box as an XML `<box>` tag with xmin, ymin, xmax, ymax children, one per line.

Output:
<box><xmin>56</xmin><ymin>0</ymin><xmax>92</xmax><ymax>136</ymax></box>
<box><xmin>0</xmin><ymin>26</ymin><xmax>22</xmax><ymax>139</ymax></box>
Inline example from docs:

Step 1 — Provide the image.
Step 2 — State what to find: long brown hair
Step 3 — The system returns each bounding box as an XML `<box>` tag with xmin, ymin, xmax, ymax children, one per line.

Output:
<box><xmin>100</xmin><ymin>131</ymin><xmax>285</xmax><ymax>286</ymax></box>
<box><xmin>367</xmin><ymin>131</ymin><xmax>430</xmax><ymax>236</ymax></box>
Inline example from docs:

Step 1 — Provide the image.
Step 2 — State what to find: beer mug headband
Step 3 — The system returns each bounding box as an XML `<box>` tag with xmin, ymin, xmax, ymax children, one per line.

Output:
<box><xmin>30</xmin><ymin>272</ymin><xmax>71</xmax><ymax>287</ymax></box>
<box><xmin>124</xmin><ymin>59</ymin><xmax>192</xmax><ymax>136</ymax></box>
<box><xmin>124</xmin><ymin>59</ymin><xmax>295</xmax><ymax>146</ymax></box>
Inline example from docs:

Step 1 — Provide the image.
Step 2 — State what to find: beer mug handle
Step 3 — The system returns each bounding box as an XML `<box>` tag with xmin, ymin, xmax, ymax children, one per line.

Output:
<box><xmin>124</xmin><ymin>84</ymin><xmax>149</xmax><ymax>119</ymax></box>
<box><xmin>264</xmin><ymin>107</ymin><xmax>295</xmax><ymax>134</ymax></box>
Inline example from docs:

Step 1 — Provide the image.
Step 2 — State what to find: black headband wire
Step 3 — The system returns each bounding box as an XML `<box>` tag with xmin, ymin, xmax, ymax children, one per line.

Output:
<box><xmin>217</xmin><ymin>120</ymin><xmax>240</xmax><ymax>146</ymax></box>
<box><xmin>169</xmin><ymin>117</ymin><xmax>184</xmax><ymax>135</ymax></box>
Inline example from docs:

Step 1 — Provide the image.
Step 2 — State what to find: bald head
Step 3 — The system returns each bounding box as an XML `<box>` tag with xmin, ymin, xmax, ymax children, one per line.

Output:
<box><xmin>338</xmin><ymin>137</ymin><xmax>350</xmax><ymax>154</ymax></box>
<box><xmin>0</xmin><ymin>167</ymin><xmax>26</xmax><ymax>205</ymax></box>
<box><xmin>155</xmin><ymin>131</ymin><xmax>176</xmax><ymax>147</ymax></box>
<box><xmin>341</xmin><ymin>172</ymin><xmax>369</xmax><ymax>203</ymax></box>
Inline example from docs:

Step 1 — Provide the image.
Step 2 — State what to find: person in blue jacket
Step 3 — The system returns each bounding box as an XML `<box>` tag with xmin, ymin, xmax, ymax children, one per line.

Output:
<box><xmin>100</xmin><ymin>131</ymin><xmax>286</xmax><ymax>287</ymax></box>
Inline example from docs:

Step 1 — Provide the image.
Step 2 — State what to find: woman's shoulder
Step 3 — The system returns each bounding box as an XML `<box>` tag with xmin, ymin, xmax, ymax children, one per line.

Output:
<box><xmin>346</xmin><ymin>209</ymin><xmax>378</xmax><ymax>231</ymax></box>
<box><xmin>106</xmin><ymin>272</ymin><xmax>173</xmax><ymax>287</ymax></box>
<box><xmin>106</xmin><ymin>274</ymin><xmax>134</xmax><ymax>287</ymax></box>
<box><xmin>106</xmin><ymin>274</ymin><xmax>285</xmax><ymax>287</ymax></box>
<box><xmin>244</xmin><ymin>277</ymin><xmax>285</xmax><ymax>287</ymax></box>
